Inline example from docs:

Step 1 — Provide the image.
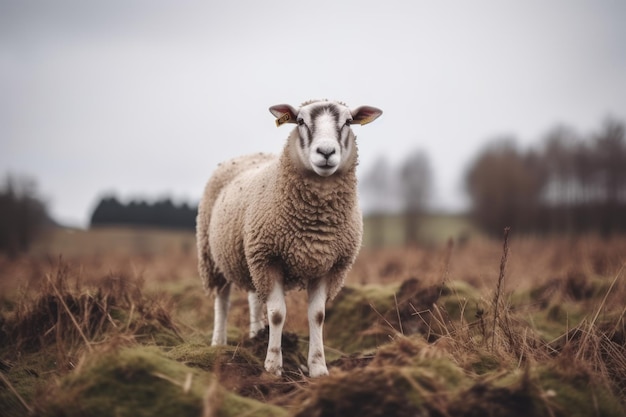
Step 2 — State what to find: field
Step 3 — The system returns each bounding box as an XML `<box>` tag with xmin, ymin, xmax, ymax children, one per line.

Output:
<box><xmin>1</xmin><ymin>226</ymin><xmax>625</xmax><ymax>416</ymax></box>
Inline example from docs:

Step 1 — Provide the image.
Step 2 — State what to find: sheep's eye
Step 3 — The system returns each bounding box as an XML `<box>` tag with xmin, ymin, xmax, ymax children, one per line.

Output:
<box><xmin>345</xmin><ymin>119</ymin><xmax>353</xmax><ymax>126</ymax></box>
<box><xmin>297</xmin><ymin>118</ymin><xmax>305</xmax><ymax>126</ymax></box>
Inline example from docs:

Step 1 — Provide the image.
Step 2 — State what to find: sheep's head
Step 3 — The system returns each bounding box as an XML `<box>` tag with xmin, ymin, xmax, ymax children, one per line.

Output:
<box><xmin>270</xmin><ymin>100</ymin><xmax>382</xmax><ymax>177</ymax></box>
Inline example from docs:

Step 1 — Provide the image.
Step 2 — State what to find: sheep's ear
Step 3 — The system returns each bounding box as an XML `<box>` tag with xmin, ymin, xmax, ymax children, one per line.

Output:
<box><xmin>351</xmin><ymin>106</ymin><xmax>383</xmax><ymax>126</ymax></box>
<box><xmin>269</xmin><ymin>104</ymin><xmax>298</xmax><ymax>127</ymax></box>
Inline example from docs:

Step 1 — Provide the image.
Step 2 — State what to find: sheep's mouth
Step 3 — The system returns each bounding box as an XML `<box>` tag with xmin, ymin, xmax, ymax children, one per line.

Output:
<box><xmin>315</xmin><ymin>161</ymin><xmax>337</xmax><ymax>168</ymax></box>
<box><xmin>312</xmin><ymin>163</ymin><xmax>338</xmax><ymax>177</ymax></box>
<box><xmin>314</xmin><ymin>161</ymin><xmax>339</xmax><ymax>172</ymax></box>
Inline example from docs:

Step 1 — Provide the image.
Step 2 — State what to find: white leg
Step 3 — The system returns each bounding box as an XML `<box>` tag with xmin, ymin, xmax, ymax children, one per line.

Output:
<box><xmin>307</xmin><ymin>280</ymin><xmax>329</xmax><ymax>377</ymax></box>
<box><xmin>211</xmin><ymin>284</ymin><xmax>231</xmax><ymax>346</ymax></box>
<box><xmin>248</xmin><ymin>291</ymin><xmax>265</xmax><ymax>338</ymax></box>
<box><xmin>264</xmin><ymin>278</ymin><xmax>286</xmax><ymax>376</ymax></box>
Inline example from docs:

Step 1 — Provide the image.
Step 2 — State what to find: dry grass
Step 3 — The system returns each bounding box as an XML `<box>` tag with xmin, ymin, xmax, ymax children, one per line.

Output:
<box><xmin>1</xmin><ymin>227</ymin><xmax>625</xmax><ymax>416</ymax></box>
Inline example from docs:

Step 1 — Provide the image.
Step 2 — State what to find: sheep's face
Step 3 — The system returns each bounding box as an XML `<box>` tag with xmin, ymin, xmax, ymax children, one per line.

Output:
<box><xmin>270</xmin><ymin>100</ymin><xmax>382</xmax><ymax>177</ymax></box>
<box><xmin>294</xmin><ymin>102</ymin><xmax>354</xmax><ymax>177</ymax></box>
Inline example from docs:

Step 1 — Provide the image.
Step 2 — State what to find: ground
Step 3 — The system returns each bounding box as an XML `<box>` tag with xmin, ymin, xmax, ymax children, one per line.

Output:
<box><xmin>0</xmin><ymin>226</ymin><xmax>625</xmax><ymax>416</ymax></box>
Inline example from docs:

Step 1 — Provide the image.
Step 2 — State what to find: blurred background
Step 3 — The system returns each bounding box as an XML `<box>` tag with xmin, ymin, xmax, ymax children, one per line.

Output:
<box><xmin>1</xmin><ymin>1</ymin><xmax>626</xmax><ymax>255</ymax></box>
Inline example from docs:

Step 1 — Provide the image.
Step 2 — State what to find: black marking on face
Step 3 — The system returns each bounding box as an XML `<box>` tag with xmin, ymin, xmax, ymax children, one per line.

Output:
<box><xmin>297</xmin><ymin>116</ymin><xmax>312</xmax><ymax>149</ymax></box>
<box><xmin>306</xmin><ymin>125</ymin><xmax>313</xmax><ymax>146</ymax></box>
<box><xmin>271</xmin><ymin>311</ymin><xmax>283</xmax><ymax>326</ymax></box>
<box><xmin>309</xmin><ymin>104</ymin><xmax>335</xmax><ymax>121</ymax></box>
<box><xmin>334</xmin><ymin>124</ymin><xmax>342</xmax><ymax>143</ymax></box>
<box><xmin>340</xmin><ymin>117</ymin><xmax>353</xmax><ymax>149</ymax></box>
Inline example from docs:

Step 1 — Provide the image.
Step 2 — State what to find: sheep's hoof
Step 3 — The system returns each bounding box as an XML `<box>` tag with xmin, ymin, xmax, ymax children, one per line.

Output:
<box><xmin>308</xmin><ymin>364</ymin><xmax>329</xmax><ymax>378</ymax></box>
<box><xmin>264</xmin><ymin>354</ymin><xmax>283</xmax><ymax>376</ymax></box>
<box><xmin>264</xmin><ymin>363</ymin><xmax>283</xmax><ymax>377</ymax></box>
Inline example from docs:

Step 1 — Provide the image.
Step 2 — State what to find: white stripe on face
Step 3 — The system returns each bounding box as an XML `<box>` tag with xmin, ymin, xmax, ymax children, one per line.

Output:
<box><xmin>309</xmin><ymin>112</ymin><xmax>342</xmax><ymax>176</ymax></box>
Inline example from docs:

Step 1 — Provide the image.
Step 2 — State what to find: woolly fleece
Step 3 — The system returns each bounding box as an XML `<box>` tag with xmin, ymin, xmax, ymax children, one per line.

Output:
<box><xmin>196</xmin><ymin>127</ymin><xmax>362</xmax><ymax>302</ymax></box>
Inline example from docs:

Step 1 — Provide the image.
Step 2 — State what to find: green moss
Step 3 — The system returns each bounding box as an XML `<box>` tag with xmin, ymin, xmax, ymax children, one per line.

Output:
<box><xmin>372</xmin><ymin>336</ymin><xmax>467</xmax><ymax>389</ymax></box>
<box><xmin>438</xmin><ymin>280</ymin><xmax>484</xmax><ymax>323</ymax></box>
<box><xmin>37</xmin><ymin>346</ymin><xmax>286</xmax><ymax>417</ymax></box>
<box><xmin>0</xmin><ymin>345</ymin><xmax>61</xmax><ymax>417</ymax></box>
<box><xmin>167</xmin><ymin>343</ymin><xmax>262</xmax><ymax>371</ymax></box>
<box><xmin>587</xmin><ymin>276</ymin><xmax>617</xmax><ymax>299</ymax></box>
<box><xmin>296</xmin><ymin>335</ymin><xmax>478</xmax><ymax>417</ymax></box>
<box><xmin>537</xmin><ymin>366</ymin><xmax>625</xmax><ymax>417</ymax></box>
<box><xmin>297</xmin><ymin>350</ymin><xmax>626</xmax><ymax>417</ymax></box>
<box><xmin>411</xmin><ymin>357</ymin><xmax>469</xmax><ymax>391</ymax></box>
<box><xmin>450</xmin><ymin>371</ymin><xmax>549</xmax><ymax>417</ymax></box>
<box><xmin>325</xmin><ymin>284</ymin><xmax>399</xmax><ymax>353</ymax></box>
<box><xmin>328</xmin><ymin>335</ymin><xmax>625</xmax><ymax>417</ymax></box>
<box><xmin>132</xmin><ymin>321</ymin><xmax>183</xmax><ymax>347</ymax></box>
<box><xmin>525</xmin><ymin>301</ymin><xmax>588</xmax><ymax>343</ymax></box>
<box><xmin>294</xmin><ymin>366</ymin><xmax>431</xmax><ymax>417</ymax></box>
<box><xmin>448</xmin><ymin>364</ymin><xmax>625</xmax><ymax>417</ymax></box>
<box><xmin>470</xmin><ymin>351</ymin><xmax>502</xmax><ymax>375</ymax></box>
<box><xmin>1</xmin><ymin>365</ymin><xmax>47</xmax><ymax>416</ymax></box>
<box><xmin>218</xmin><ymin>390</ymin><xmax>287</xmax><ymax>417</ymax></box>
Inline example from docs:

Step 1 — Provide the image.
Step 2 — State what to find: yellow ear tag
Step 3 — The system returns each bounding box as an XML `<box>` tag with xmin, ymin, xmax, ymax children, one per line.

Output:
<box><xmin>275</xmin><ymin>113</ymin><xmax>291</xmax><ymax>127</ymax></box>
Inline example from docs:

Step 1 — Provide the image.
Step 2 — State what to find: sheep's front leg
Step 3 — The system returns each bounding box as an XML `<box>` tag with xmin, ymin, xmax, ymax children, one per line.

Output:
<box><xmin>265</xmin><ymin>278</ymin><xmax>286</xmax><ymax>376</ymax></box>
<box><xmin>211</xmin><ymin>283</ymin><xmax>231</xmax><ymax>346</ymax></box>
<box><xmin>307</xmin><ymin>279</ymin><xmax>329</xmax><ymax>377</ymax></box>
<box><xmin>248</xmin><ymin>291</ymin><xmax>264</xmax><ymax>338</ymax></box>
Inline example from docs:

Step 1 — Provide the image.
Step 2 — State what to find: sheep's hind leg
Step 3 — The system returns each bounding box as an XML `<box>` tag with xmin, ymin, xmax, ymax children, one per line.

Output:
<box><xmin>211</xmin><ymin>283</ymin><xmax>231</xmax><ymax>346</ymax></box>
<box><xmin>307</xmin><ymin>279</ymin><xmax>329</xmax><ymax>377</ymax></box>
<box><xmin>248</xmin><ymin>291</ymin><xmax>265</xmax><ymax>338</ymax></box>
<box><xmin>265</xmin><ymin>278</ymin><xmax>286</xmax><ymax>376</ymax></box>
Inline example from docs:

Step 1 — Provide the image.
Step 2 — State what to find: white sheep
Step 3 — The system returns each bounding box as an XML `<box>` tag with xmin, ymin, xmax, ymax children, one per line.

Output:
<box><xmin>196</xmin><ymin>99</ymin><xmax>382</xmax><ymax>377</ymax></box>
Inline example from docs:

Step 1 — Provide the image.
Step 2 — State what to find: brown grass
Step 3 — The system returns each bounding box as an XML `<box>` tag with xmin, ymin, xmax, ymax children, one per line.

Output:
<box><xmin>1</xmin><ymin>228</ymin><xmax>625</xmax><ymax>415</ymax></box>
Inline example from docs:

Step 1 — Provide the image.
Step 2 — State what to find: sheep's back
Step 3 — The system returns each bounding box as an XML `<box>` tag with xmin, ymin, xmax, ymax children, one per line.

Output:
<box><xmin>205</xmin><ymin>153</ymin><xmax>274</xmax><ymax>201</ymax></box>
<box><xmin>197</xmin><ymin>153</ymin><xmax>276</xmax><ymax>289</ymax></box>
<box><xmin>201</xmin><ymin>153</ymin><xmax>277</xmax><ymax>290</ymax></box>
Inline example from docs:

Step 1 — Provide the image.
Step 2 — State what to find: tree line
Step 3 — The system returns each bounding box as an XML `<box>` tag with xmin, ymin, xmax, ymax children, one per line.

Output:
<box><xmin>0</xmin><ymin>176</ymin><xmax>49</xmax><ymax>257</ymax></box>
<box><xmin>466</xmin><ymin>118</ymin><xmax>626</xmax><ymax>236</ymax></box>
<box><xmin>90</xmin><ymin>196</ymin><xmax>197</xmax><ymax>230</ymax></box>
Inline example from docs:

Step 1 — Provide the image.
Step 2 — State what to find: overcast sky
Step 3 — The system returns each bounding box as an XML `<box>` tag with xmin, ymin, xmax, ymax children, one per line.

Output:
<box><xmin>1</xmin><ymin>1</ymin><xmax>625</xmax><ymax>227</ymax></box>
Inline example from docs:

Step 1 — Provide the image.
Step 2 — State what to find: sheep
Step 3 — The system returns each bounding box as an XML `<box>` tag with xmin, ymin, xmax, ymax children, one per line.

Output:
<box><xmin>196</xmin><ymin>99</ymin><xmax>382</xmax><ymax>377</ymax></box>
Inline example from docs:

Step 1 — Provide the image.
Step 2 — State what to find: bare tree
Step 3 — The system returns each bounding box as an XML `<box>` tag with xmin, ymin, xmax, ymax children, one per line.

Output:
<box><xmin>466</xmin><ymin>118</ymin><xmax>626</xmax><ymax>236</ymax></box>
<box><xmin>399</xmin><ymin>150</ymin><xmax>432</xmax><ymax>245</ymax></box>
<box><xmin>542</xmin><ymin>126</ymin><xmax>581</xmax><ymax>232</ymax></box>
<box><xmin>0</xmin><ymin>175</ymin><xmax>48</xmax><ymax>257</ymax></box>
<box><xmin>360</xmin><ymin>156</ymin><xmax>399</xmax><ymax>246</ymax></box>
<box><xmin>465</xmin><ymin>139</ymin><xmax>545</xmax><ymax>236</ymax></box>
<box><xmin>593</xmin><ymin>119</ymin><xmax>626</xmax><ymax>236</ymax></box>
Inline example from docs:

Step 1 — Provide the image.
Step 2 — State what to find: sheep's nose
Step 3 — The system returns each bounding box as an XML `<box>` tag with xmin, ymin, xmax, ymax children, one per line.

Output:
<box><xmin>316</xmin><ymin>146</ymin><xmax>336</xmax><ymax>159</ymax></box>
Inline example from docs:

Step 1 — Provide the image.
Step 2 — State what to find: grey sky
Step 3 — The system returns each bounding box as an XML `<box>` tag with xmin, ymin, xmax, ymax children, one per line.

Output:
<box><xmin>1</xmin><ymin>1</ymin><xmax>625</xmax><ymax>227</ymax></box>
